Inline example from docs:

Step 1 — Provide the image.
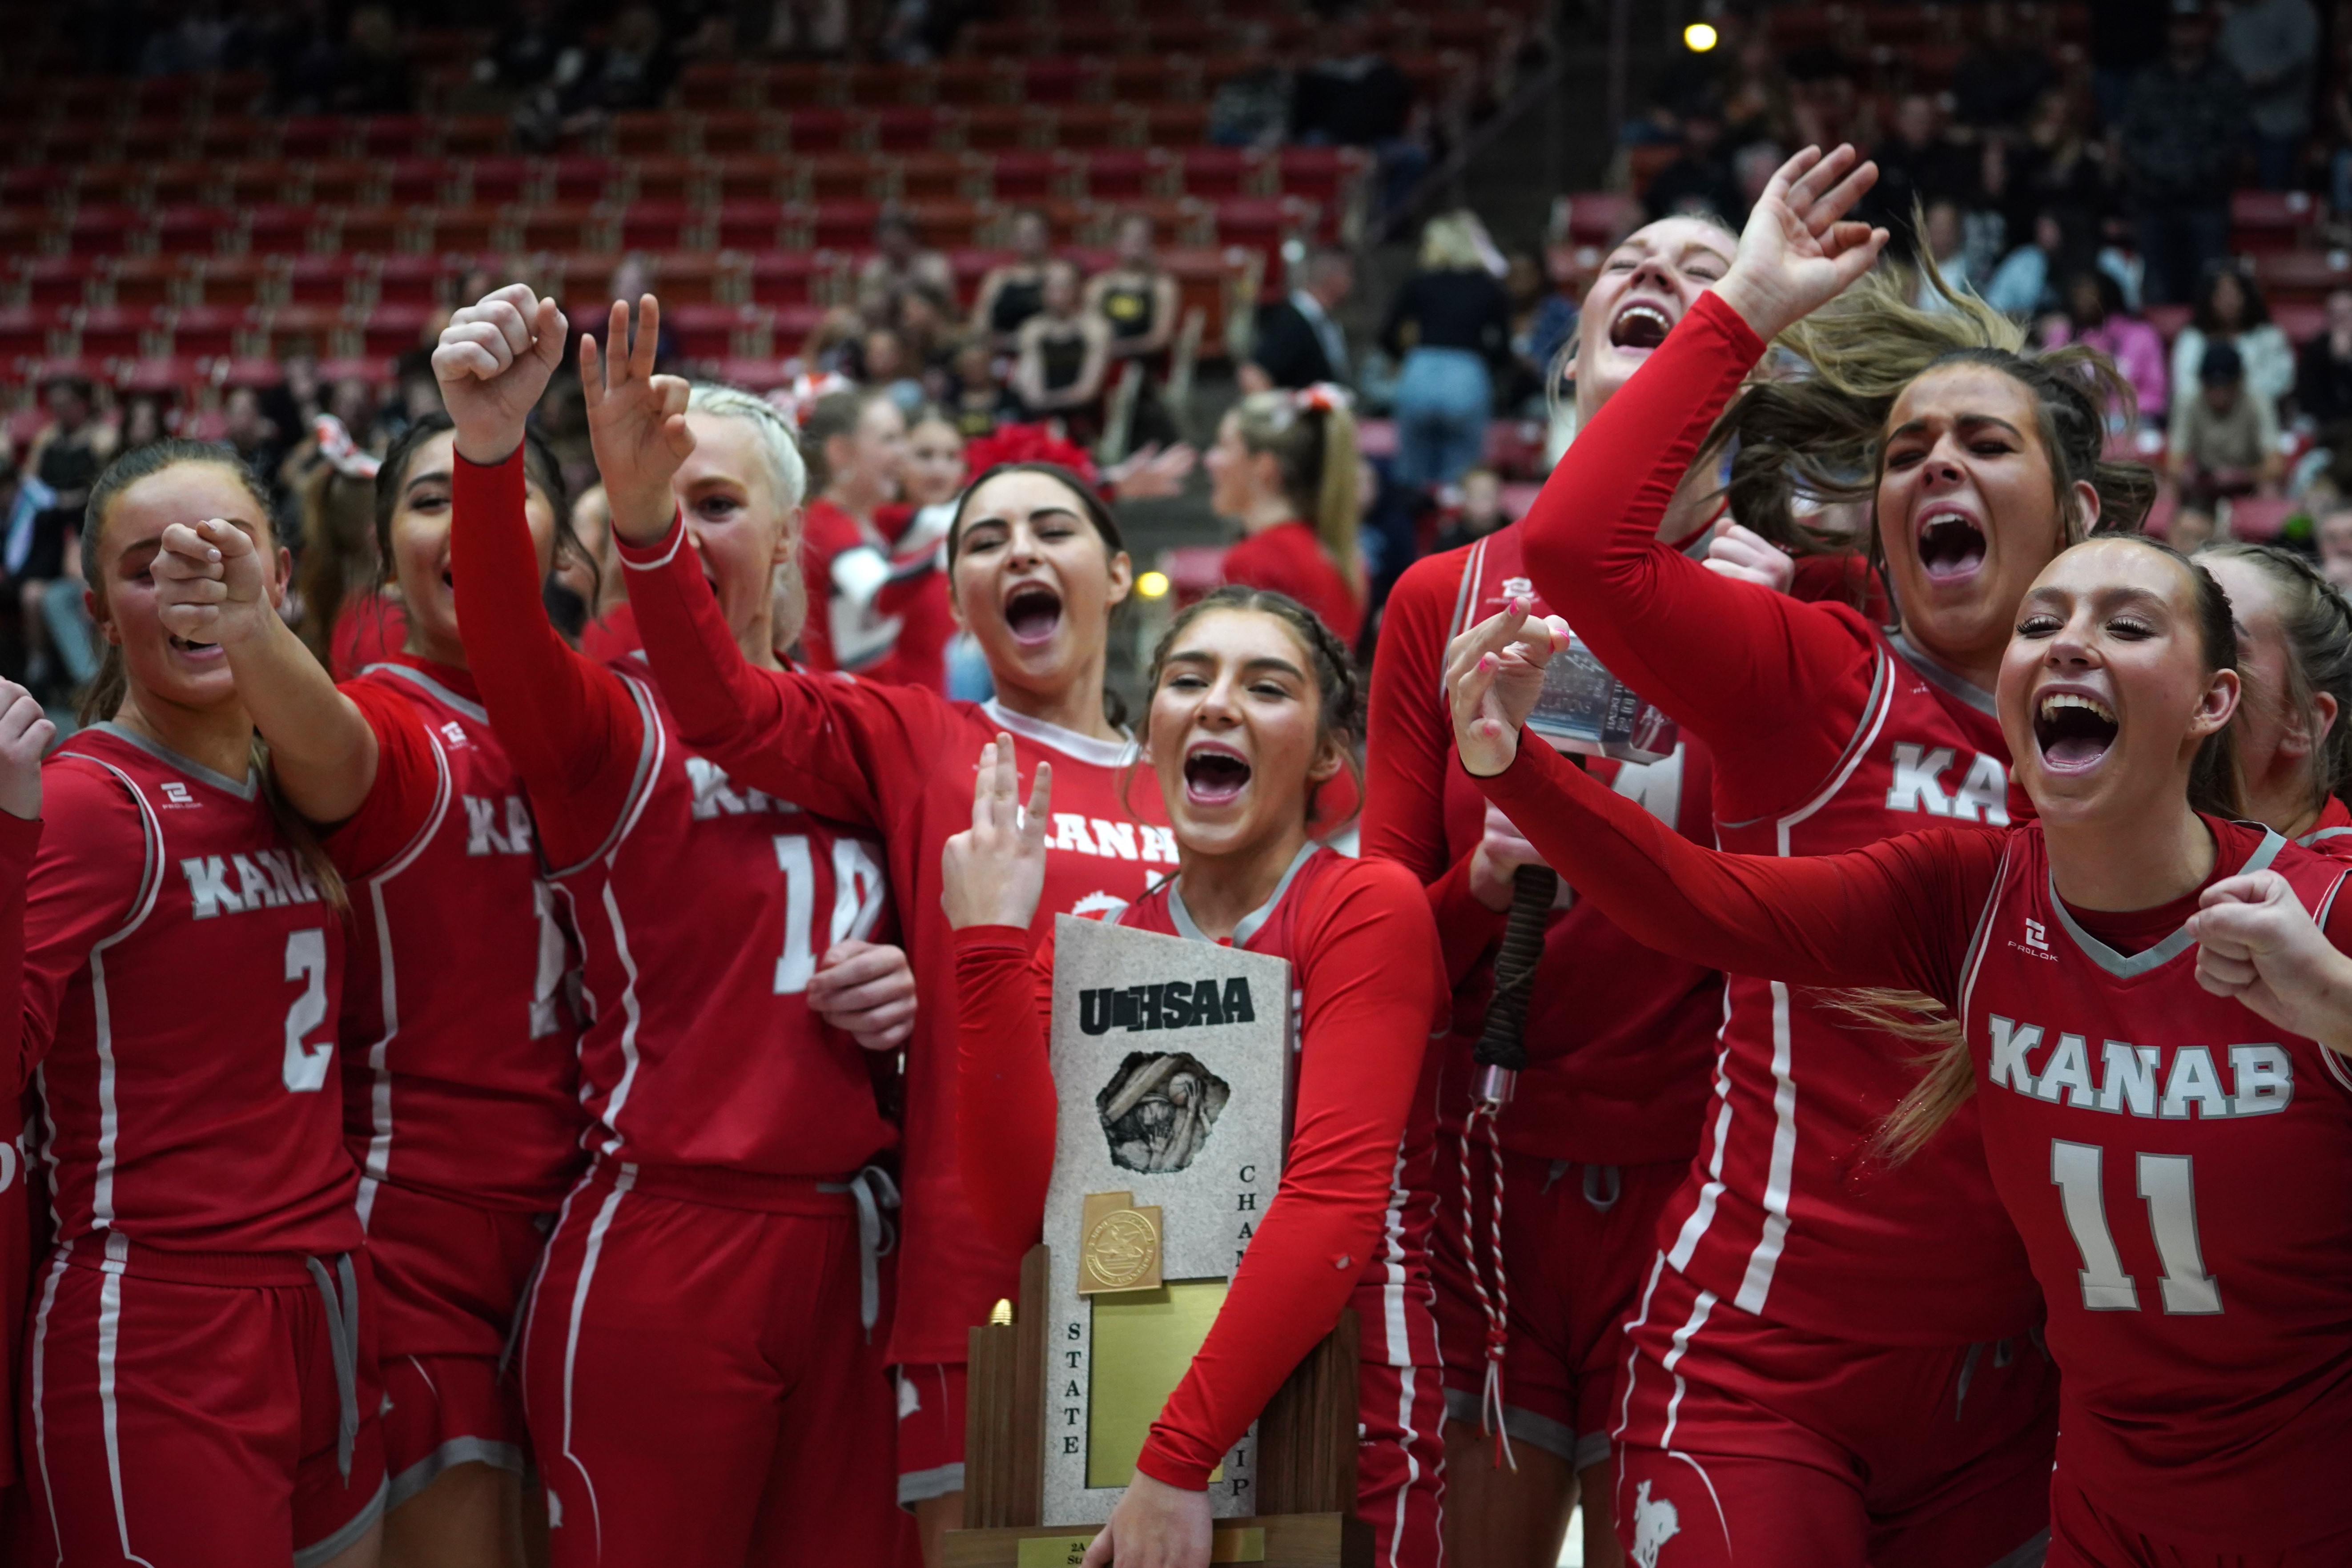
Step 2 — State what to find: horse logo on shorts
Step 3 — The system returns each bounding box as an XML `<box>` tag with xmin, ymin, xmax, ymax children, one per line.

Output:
<box><xmin>1632</xmin><ymin>1479</ymin><xmax>1680</xmax><ymax>1566</ymax></box>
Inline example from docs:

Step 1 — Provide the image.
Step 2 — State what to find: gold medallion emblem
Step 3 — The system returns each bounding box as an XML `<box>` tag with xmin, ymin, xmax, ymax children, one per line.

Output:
<box><xmin>1077</xmin><ymin>1191</ymin><xmax>1164</xmax><ymax>1295</ymax></box>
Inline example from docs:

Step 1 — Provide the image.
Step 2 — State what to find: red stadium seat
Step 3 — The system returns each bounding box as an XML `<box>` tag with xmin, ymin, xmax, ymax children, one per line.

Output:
<box><xmin>209</xmin><ymin>354</ymin><xmax>288</xmax><ymax>389</ymax></box>
<box><xmin>639</xmin><ymin>252</ymin><xmax>731</xmax><ymax>306</ymax></box>
<box><xmin>619</xmin><ymin>202</ymin><xmax>704</xmax><ymax>252</ymax></box>
<box><xmin>432</xmin><ymin>116</ymin><xmax>510</xmax><ymax>157</ymax></box>
<box><xmin>1052</xmin><ymin>106</ymin><xmax>1123</xmax><ymax>150</ymax></box>
<box><xmin>278</xmin><ymin>117</ymin><xmax>353</xmax><ymax>159</ymax></box>
<box><xmin>622</xmin><ymin>157</ymin><xmax>696</xmax><ymax>203</ymax></box>
<box><xmin>715</xmin><ymin>201</ymin><xmax>789</xmax><ymax>250</ymax></box>
<box><xmin>2227</xmin><ymin>495</ymin><xmax>2294</xmax><ymax>542</ymax></box>
<box><xmin>0</xmin><ymin>306</ymin><xmax>69</xmax><ymax>365</ymax></box>
<box><xmin>360</xmin><ymin>303</ymin><xmax>438</xmax><ymax>357</ymax></box>
<box><xmin>73</xmin><ymin>164</ymin><xmax>151</xmax><ymax>209</ymax></box>
<box><xmin>465</xmin><ymin>157</ymin><xmax>537</xmax><ymax>205</ymax></box>
<box><xmin>611</xmin><ymin>112</ymin><xmax>684</xmax><ymax>157</ymax></box>
<box><xmin>985</xmin><ymin>152</ymin><xmax>1074</xmax><ymax>203</ymax></box>
<box><xmin>64</xmin><ymin>206</ymin><xmax>145</xmax><ymax>257</ymax></box>
<box><xmin>2231</xmin><ymin>189</ymin><xmax>2320</xmax><ymax>255</ymax></box>
<box><xmin>334</xmin><ymin>207</ymin><xmax>411</xmax><ymax>255</ymax></box>
<box><xmin>307</xmin><ymin>159</ymin><xmax>385</xmax><ymax>207</ymax></box>
<box><xmin>218</xmin><ymin>160</ymin><xmax>302</xmax><ymax>207</ymax></box>
<box><xmin>1130</xmin><ymin>103</ymin><xmax>1212</xmax><ymax>147</ymax></box>
<box><xmin>246</xmin><ymin>205</ymin><xmax>322</xmax><ymax>256</ymax></box>
<box><xmin>163</xmin><ymin>305</ymin><xmax>249</xmax><ymax>360</ymax></box>
<box><xmin>742</xmin><ymin>250</ymin><xmax>844</xmax><ymax>307</ymax></box>
<box><xmin>957</xmin><ymin>107</ymin><xmax>1037</xmax><ymax>153</ymax></box>
<box><xmin>1564</xmin><ymin>190</ymin><xmax>1636</xmax><ymax>245</ymax></box>
<box><xmin>515</xmin><ymin>205</ymin><xmax>606</xmax><ymax>253</ymax></box>
<box><xmin>665</xmin><ymin>303</ymin><xmax>774</xmax><ymax>359</ymax></box>
<box><xmin>871</xmin><ymin>108</ymin><xmax>953</xmax><ymax>153</ymax></box>
<box><xmin>2252</xmin><ymin>250</ymin><xmax>2352</xmax><ymax>306</ymax></box>
<box><xmin>14</xmin><ymin>257</ymin><xmax>105</xmax><ymax>309</ymax></box>
<box><xmin>112</xmin><ymin>355</ymin><xmax>207</xmax><ymax>397</ymax></box>
<box><xmin>74</xmin><ymin>306</ymin><xmax>163</xmax><ymax>360</ymax></box>
<box><xmin>1078</xmin><ymin>150</ymin><xmax>1169</xmax><ymax>201</ymax></box>
<box><xmin>934</xmin><ymin>59</ymin><xmax>1013</xmax><ymax>107</ymax></box>
<box><xmin>150</xmin><ymin>206</ymin><xmax>240</xmax><ymax>257</ymax></box>
<box><xmin>1</xmin><ymin>167</ymin><xmax>71</xmax><ymax>210</ymax></box>
<box><xmin>897</xmin><ymin>152</ymin><xmax>977</xmax><ymax>201</ymax></box>
<box><xmin>803</xmin><ymin>201</ymin><xmax>885</xmax><ymax>249</ymax></box>
<box><xmin>375</xmin><ymin>255</ymin><xmax>454</xmax><ymax>307</ymax></box>
<box><xmin>277</xmin><ymin>255</ymin><xmax>363</xmax><ymax>307</ymax></box>
<box><xmin>104</xmin><ymin>256</ymin><xmax>188</xmax><ymax>309</ymax></box>
<box><xmin>804</xmin><ymin>154</ymin><xmax>886</xmax><ymax>203</ymax></box>
<box><xmin>1020</xmin><ymin>59</ymin><xmax>1088</xmax><ymax>105</ymax></box>
<box><xmin>257</xmin><ymin>303</ymin><xmax>343</xmax><ymax>357</ymax></box>
<box><xmin>554</xmin><ymin>156</ymin><xmax>627</xmax><ymax>202</ymax></box>
<box><xmin>708</xmin><ymin>356</ymin><xmax>795</xmax><ymax>390</ymax></box>
<box><xmin>1172</xmin><ymin>149</ymin><xmax>1258</xmax><ymax>200</ymax></box>
<box><xmin>418</xmin><ymin>207</ymin><xmax>501</xmax><ymax>254</ymax></box>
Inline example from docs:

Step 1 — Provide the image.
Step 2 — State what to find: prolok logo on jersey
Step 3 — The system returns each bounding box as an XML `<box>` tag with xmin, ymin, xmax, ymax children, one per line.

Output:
<box><xmin>685</xmin><ymin>756</ymin><xmax>800</xmax><ymax>820</ymax></box>
<box><xmin>464</xmin><ymin>795</ymin><xmax>538</xmax><ymax>857</ymax></box>
<box><xmin>181</xmin><ymin>851</ymin><xmax>324</xmax><ymax>918</ymax></box>
<box><xmin>1884</xmin><ymin>742</ymin><xmax>2009</xmax><ymax>824</ymax></box>
<box><xmin>1632</xmin><ymin>1480</ymin><xmax>1679</xmax><ymax>1566</ymax></box>
<box><xmin>439</xmin><ymin>720</ymin><xmax>469</xmax><ymax>749</ymax></box>
<box><xmin>1079</xmin><ymin>977</ymin><xmax>1257</xmax><ymax>1035</ymax></box>
<box><xmin>157</xmin><ymin>781</ymin><xmax>196</xmax><ymax>808</ymax></box>
<box><xmin>1048</xmin><ymin>812</ymin><xmax>1178</xmax><ymax>864</ymax></box>
<box><xmin>2023</xmin><ymin>918</ymin><xmax>2050</xmax><ymax>953</ymax></box>
<box><xmin>1986</xmin><ymin>1013</ymin><xmax>2296</xmax><ymax>1119</ymax></box>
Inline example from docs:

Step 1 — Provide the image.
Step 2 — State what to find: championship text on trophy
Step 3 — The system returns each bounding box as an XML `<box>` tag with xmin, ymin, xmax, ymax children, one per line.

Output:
<box><xmin>946</xmin><ymin>916</ymin><xmax>1370</xmax><ymax>1567</ymax></box>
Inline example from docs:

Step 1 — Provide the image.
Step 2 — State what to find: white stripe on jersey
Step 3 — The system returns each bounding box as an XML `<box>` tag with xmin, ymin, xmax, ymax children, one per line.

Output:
<box><xmin>1656</xmin><ymin>1286</ymin><xmax>1717</xmax><ymax>1453</ymax></box>
<box><xmin>559</xmin><ymin>1166</ymin><xmax>634</xmax><ymax>1558</ymax></box>
<box><xmin>29</xmin><ymin>1246</ymin><xmax>70</xmax><ymax>1557</ymax></box>
<box><xmin>97</xmin><ymin>1232</ymin><xmax>144</xmax><ymax>1564</ymax></box>
<box><xmin>1614</xmin><ymin>1251</ymin><xmax>1669</xmax><ymax>1443</ymax></box>
<box><xmin>1383</xmin><ymin>1364</ymin><xmax>1423</xmax><ymax>1568</ymax></box>
<box><xmin>74</xmin><ymin>761</ymin><xmax>165</xmax><ymax>1234</ymax></box>
<box><xmin>357</xmin><ymin>733</ymin><xmax>454</xmax><ymax>1231</ymax></box>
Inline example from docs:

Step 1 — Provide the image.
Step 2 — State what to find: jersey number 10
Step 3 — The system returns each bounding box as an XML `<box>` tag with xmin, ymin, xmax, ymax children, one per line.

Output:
<box><xmin>771</xmin><ymin>835</ymin><xmax>888</xmax><ymax>994</ymax></box>
<box><xmin>2051</xmin><ymin>1138</ymin><xmax>2221</xmax><ymax>1315</ymax></box>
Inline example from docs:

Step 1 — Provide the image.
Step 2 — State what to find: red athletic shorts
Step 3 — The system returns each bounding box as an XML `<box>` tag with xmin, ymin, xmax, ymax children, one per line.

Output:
<box><xmin>364</xmin><ymin>1180</ymin><xmax>549</xmax><ymax>1510</ymax></box>
<box><xmin>2047</xmin><ymin>1470</ymin><xmax>2352</xmax><ymax>1567</ymax></box>
<box><xmin>1435</xmin><ymin>1153</ymin><xmax>1683</xmax><ymax>1473</ymax></box>
<box><xmin>894</xmin><ymin>1361</ymin><xmax>967</xmax><ymax>1507</ymax></box>
<box><xmin>517</xmin><ymin>1159</ymin><xmax>901</xmax><ymax>1567</ymax></box>
<box><xmin>22</xmin><ymin>1236</ymin><xmax>387</xmax><ymax>1568</ymax></box>
<box><xmin>1612</xmin><ymin>1257</ymin><xmax>2056</xmax><ymax>1568</ymax></box>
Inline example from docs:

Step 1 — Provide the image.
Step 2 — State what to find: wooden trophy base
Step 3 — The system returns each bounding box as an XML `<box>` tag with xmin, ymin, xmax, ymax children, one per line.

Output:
<box><xmin>942</xmin><ymin>1512</ymin><xmax>1369</xmax><ymax>1567</ymax></box>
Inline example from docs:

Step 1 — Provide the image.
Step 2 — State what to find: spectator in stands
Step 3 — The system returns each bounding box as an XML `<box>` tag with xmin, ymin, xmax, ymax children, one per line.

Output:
<box><xmin>1242</xmin><ymin>247</ymin><xmax>1356</xmax><ymax>394</ymax></box>
<box><xmin>1430</xmin><ymin>466</ymin><xmax>1512</xmax><ymax>556</ymax></box>
<box><xmin>2119</xmin><ymin>4</ymin><xmax>2251</xmax><ymax>306</ymax></box>
<box><xmin>972</xmin><ymin>209</ymin><xmax>1055</xmax><ymax>351</ymax></box>
<box><xmin>477</xmin><ymin>0</ymin><xmax>580</xmax><ymax>94</ymax></box>
<box><xmin>569</xmin><ymin>2</ymin><xmax>675</xmax><ymax>117</ymax></box>
<box><xmin>1209</xmin><ymin>20</ymin><xmax>1293</xmax><ymax>149</ymax></box>
<box><xmin>1916</xmin><ymin>199</ymin><xmax>1978</xmax><ymax>305</ymax></box>
<box><xmin>945</xmin><ymin>337</ymin><xmax>1013</xmax><ymax>438</ymax></box>
<box><xmin>1381</xmin><ymin>210</ymin><xmax>1512</xmax><ymax>489</ymax></box>
<box><xmin>139</xmin><ymin>0</ymin><xmax>237</xmax><ymax>76</ymax></box>
<box><xmin>1994</xmin><ymin>90</ymin><xmax>2117</xmax><ymax>262</ymax></box>
<box><xmin>2171</xmin><ymin>261</ymin><xmax>2295</xmax><ymax>428</ymax></box>
<box><xmin>1733</xmin><ymin>141</ymin><xmax>1785</xmax><ymax>220</ymax></box>
<box><xmin>890</xmin><ymin>285</ymin><xmax>957</xmax><ymax>381</ymax></box>
<box><xmin>1086</xmin><ymin>214</ymin><xmax>1183</xmax><ymax>446</ymax></box>
<box><xmin>2174</xmin><ymin>340</ymin><xmax>2286</xmax><ymax>506</ymax></box>
<box><xmin>1520</xmin><ymin>237</ymin><xmax>1580</xmax><ymax>390</ymax></box>
<box><xmin>9</xmin><ymin>376</ymin><xmax>115</xmax><ymax>698</ymax></box>
<box><xmin>1862</xmin><ymin>93</ymin><xmax>1975</xmax><ymax>255</ymax></box>
<box><xmin>2044</xmin><ymin>269</ymin><xmax>2169</xmax><ymax>432</ymax></box>
<box><xmin>1984</xmin><ymin>207</ymin><xmax>2095</xmax><ymax>318</ymax></box>
<box><xmin>1642</xmin><ymin>107</ymin><xmax>1745</xmax><ymax>225</ymax></box>
<box><xmin>329</xmin><ymin>4</ymin><xmax>414</xmax><ymax>116</ymax></box>
<box><xmin>2219</xmin><ymin>0</ymin><xmax>2320</xmax><ymax>190</ymax></box>
<box><xmin>117</xmin><ymin>396</ymin><xmax>168</xmax><ymax>460</ymax></box>
<box><xmin>2296</xmin><ymin>287</ymin><xmax>2352</xmax><ymax>430</ymax></box>
<box><xmin>1011</xmin><ymin>259</ymin><xmax>1110</xmax><ymax>443</ymax></box>
<box><xmin>1291</xmin><ymin>4</ymin><xmax>1425</xmax><ymax>217</ymax></box>
<box><xmin>219</xmin><ymin>385</ymin><xmax>286</xmax><ymax>503</ymax></box>
<box><xmin>1720</xmin><ymin>32</ymin><xmax>1798</xmax><ymax>150</ymax></box>
<box><xmin>1954</xmin><ymin>3</ymin><xmax>2055</xmax><ymax>132</ymax></box>
<box><xmin>2169</xmin><ymin>503</ymin><xmax>2220</xmax><ymax>551</ymax></box>
<box><xmin>2316</xmin><ymin>506</ymin><xmax>2352</xmax><ymax>586</ymax></box>
<box><xmin>859</xmin><ymin>327</ymin><xmax>927</xmax><ymax>415</ymax></box>
<box><xmin>859</xmin><ymin>207</ymin><xmax>956</xmax><ymax>322</ymax></box>
<box><xmin>2091</xmin><ymin>0</ymin><xmax>2169</xmax><ymax>124</ymax></box>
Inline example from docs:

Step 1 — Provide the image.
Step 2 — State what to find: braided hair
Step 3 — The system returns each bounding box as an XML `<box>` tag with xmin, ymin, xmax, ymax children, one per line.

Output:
<box><xmin>2201</xmin><ymin>542</ymin><xmax>2352</xmax><ymax>820</ymax></box>
<box><xmin>1133</xmin><ymin>585</ymin><xmax>1364</xmax><ymax>828</ymax></box>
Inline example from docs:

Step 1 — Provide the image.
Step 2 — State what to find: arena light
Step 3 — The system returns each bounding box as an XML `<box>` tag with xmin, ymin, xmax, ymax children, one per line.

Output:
<box><xmin>1137</xmin><ymin>571</ymin><xmax>1172</xmax><ymax>599</ymax></box>
<box><xmin>1684</xmin><ymin>21</ymin><xmax>1719</xmax><ymax>51</ymax></box>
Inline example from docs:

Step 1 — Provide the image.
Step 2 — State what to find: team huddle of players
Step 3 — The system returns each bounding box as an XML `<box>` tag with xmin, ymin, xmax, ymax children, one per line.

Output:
<box><xmin>0</xmin><ymin>143</ymin><xmax>2343</xmax><ymax>1568</ymax></box>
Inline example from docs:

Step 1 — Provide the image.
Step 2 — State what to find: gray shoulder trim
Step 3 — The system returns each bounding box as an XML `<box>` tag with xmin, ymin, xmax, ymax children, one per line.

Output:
<box><xmin>1166</xmin><ymin>843</ymin><xmax>1318</xmax><ymax>947</ymax></box>
<box><xmin>1888</xmin><ymin>631</ymin><xmax>1999</xmax><ymax>717</ymax></box>
<box><xmin>364</xmin><ymin>662</ymin><xmax>491</xmax><ymax>727</ymax></box>
<box><xmin>89</xmin><ymin>721</ymin><xmax>257</xmax><ymax>800</ymax></box>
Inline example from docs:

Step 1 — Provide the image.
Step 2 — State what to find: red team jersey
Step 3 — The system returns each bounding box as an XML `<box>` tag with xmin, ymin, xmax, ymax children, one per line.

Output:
<box><xmin>1219</xmin><ymin>521</ymin><xmax>1363</xmax><ymax>648</ymax></box>
<box><xmin>27</xmin><ymin>722</ymin><xmax>417</xmax><ymax>1261</ymax></box>
<box><xmin>800</xmin><ymin>496</ymin><xmax>952</xmax><ymax>691</ymax></box>
<box><xmin>611</xmin><ymin>511</ymin><xmax>1171</xmax><ymax>1368</ymax></box>
<box><xmin>1366</xmin><ymin>524</ymin><xmax>1717</xmax><ymax>1166</ymax></box>
<box><xmin>1517</xmin><ymin>289</ymin><xmax>2041</xmax><ymax>1345</ymax></box>
<box><xmin>1481</xmin><ymin>737</ymin><xmax>2352</xmax><ymax>1550</ymax></box>
<box><xmin>343</xmin><ymin>656</ymin><xmax>582</xmax><ymax>1217</ymax></box>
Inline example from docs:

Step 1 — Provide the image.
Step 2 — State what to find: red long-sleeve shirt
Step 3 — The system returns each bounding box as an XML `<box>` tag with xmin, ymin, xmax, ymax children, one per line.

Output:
<box><xmin>952</xmin><ymin>849</ymin><xmax>1444</xmax><ymax>1490</ymax></box>
<box><xmin>610</xmin><ymin>509</ymin><xmax>1173</xmax><ymax>1366</ymax></box>
<box><xmin>1218</xmin><ymin>522</ymin><xmax>1363</xmax><ymax>647</ymax></box>
<box><xmin>1479</xmin><ymin>736</ymin><xmax>2352</xmax><ymax>1548</ymax></box>
<box><xmin>448</xmin><ymin>450</ymin><xmax>899</xmax><ymax>1180</ymax></box>
<box><xmin>1508</xmin><ymin>286</ymin><xmax>2042</xmax><ymax>1344</ymax></box>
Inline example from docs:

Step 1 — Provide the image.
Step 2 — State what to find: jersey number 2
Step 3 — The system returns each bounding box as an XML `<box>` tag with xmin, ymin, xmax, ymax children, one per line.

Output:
<box><xmin>772</xmin><ymin>836</ymin><xmax>888</xmax><ymax>994</ymax></box>
<box><xmin>2050</xmin><ymin>1139</ymin><xmax>2220</xmax><ymax>1315</ymax></box>
<box><xmin>282</xmin><ymin>929</ymin><xmax>333</xmax><ymax>1093</ymax></box>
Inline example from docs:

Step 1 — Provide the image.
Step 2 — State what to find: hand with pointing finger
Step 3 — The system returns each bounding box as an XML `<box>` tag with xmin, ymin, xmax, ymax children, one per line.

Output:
<box><xmin>582</xmin><ymin>295</ymin><xmax>698</xmax><ymax>545</ymax></box>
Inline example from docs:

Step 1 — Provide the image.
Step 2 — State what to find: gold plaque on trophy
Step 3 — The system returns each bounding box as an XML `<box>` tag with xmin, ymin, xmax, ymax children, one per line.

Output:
<box><xmin>1077</xmin><ymin>1191</ymin><xmax>1164</xmax><ymax>1295</ymax></box>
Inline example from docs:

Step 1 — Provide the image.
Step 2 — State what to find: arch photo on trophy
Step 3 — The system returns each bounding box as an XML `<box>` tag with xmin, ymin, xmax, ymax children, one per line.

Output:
<box><xmin>1096</xmin><ymin>1050</ymin><xmax>1231</xmax><ymax>1174</ymax></box>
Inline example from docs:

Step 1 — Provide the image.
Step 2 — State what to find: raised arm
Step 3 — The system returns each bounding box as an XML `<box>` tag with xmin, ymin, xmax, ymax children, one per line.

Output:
<box><xmin>437</xmin><ymin>285</ymin><xmax>647</xmax><ymax>867</ymax></box>
<box><xmin>945</xmin><ymin>738</ymin><xmax>1058</xmax><ymax>1252</ymax></box>
<box><xmin>152</xmin><ymin>517</ymin><xmax>386</xmax><ymax>826</ymax></box>
<box><xmin>1520</xmin><ymin>147</ymin><xmax>1889</xmax><ymax>773</ymax></box>
<box><xmin>1445</xmin><ymin>607</ymin><xmax>1987</xmax><ymax>997</ymax></box>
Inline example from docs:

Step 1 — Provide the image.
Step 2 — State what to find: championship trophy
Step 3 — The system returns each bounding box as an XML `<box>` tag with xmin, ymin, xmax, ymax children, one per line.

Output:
<box><xmin>945</xmin><ymin>915</ymin><xmax>1370</xmax><ymax>1567</ymax></box>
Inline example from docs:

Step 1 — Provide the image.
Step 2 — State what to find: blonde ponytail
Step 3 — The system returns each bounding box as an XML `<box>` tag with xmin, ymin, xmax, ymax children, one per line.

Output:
<box><xmin>1234</xmin><ymin>385</ymin><xmax>1362</xmax><ymax>591</ymax></box>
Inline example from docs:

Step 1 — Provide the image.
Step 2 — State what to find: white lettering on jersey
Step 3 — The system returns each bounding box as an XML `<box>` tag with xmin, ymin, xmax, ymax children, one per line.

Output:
<box><xmin>1047</xmin><ymin>813</ymin><xmax>1177</xmax><ymax>864</ymax></box>
<box><xmin>685</xmin><ymin>756</ymin><xmax>798</xmax><ymax>820</ymax></box>
<box><xmin>463</xmin><ymin>795</ymin><xmax>538</xmax><ymax>857</ymax></box>
<box><xmin>1990</xmin><ymin>1016</ymin><xmax>2296</xmax><ymax>1119</ymax></box>
<box><xmin>1139</xmin><ymin>824</ymin><xmax>1178</xmax><ymax>864</ymax></box>
<box><xmin>158</xmin><ymin>781</ymin><xmax>195</xmax><ymax>808</ymax></box>
<box><xmin>1885</xmin><ymin>743</ymin><xmax>2010</xmax><ymax>824</ymax></box>
<box><xmin>440</xmin><ymin>721</ymin><xmax>468</xmax><ymax>749</ymax></box>
<box><xmin>1631</xmin><ymin>1480</ymin><xmax>1679</xmax><ymax>1567</ymax></box>
<box><xmin>182</xmin><ymin>852</ymin><xmax>321</xmax><ymax>919</ymax></box>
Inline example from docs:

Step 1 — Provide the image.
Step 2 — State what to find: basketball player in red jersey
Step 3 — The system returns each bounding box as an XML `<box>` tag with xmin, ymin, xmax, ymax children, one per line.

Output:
<box><xmin>431</xmin><ymin>285</ymin><xmax>919</xmax><ymax>1565</ymax></box>
<box><xmin>947</xmin><ymin>586</ymin><xmax>1449</xmax><ymax>1567</ymax></box>
<box><xmin>1365</xmin><ymin>209</ymin><xmax>1795</xmax><ymax>1568</ymax></box>
<box><xmin>2196</xmin><ymin>545</ymin><xmax>2352</xmax><ymax>852</ymax></box>
<box><xmin>336</xmin><ymin>413</ymin><xmax>579</xmax><ymax>1565</ymax></box>
<box><xmin>1506</xmin><ymin>145</ymin><xmax>2164</xmax><ymax>1566</ymax></box>
<box><xmin>1447</xmin><ymin>535</ymin><xmax>2352</xmax><ymax>1565</ymax></box>
<box><xmin>584</xmin><ymin>292</ymin><xmax>1171</xmax><ymax>1565</ymax></box>
<box><xmin>0</xmin><ymin>678</ymin><xmax>54</xmax><ymax>1503</ymax></box>
<box><xmin>25</xmin><ymin>439</ymin><xmax>454</xmax><ymax>1565</ymax></box>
